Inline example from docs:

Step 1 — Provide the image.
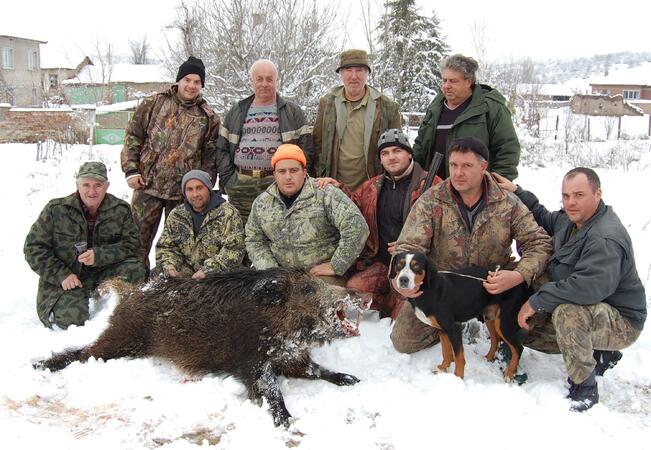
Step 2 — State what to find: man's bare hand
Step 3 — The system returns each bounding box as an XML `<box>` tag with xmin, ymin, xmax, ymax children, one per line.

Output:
<box><xmin>61</xmin><ymin>274</ymin><xmax>82</xmax><ymax>290</ymax></box>
<box><xmin>391</xmin><ymin>278</ymin><xmax>423</xmax><ymax>299</ymax></box>
<box><xmin>127</xmin><ymin>175</ymin><xmax>145</xmax><ymax>190</ymax></box>
<box><xmin>77</xmin><ymin>249</ymin><xmax>95</xmax><ymax>266</ymax></box>
<box><xmin>314</xmin><ymin>177</ymin><xmax>340</xmax><ymax>189</ymax></box>
<box><xmin>309</xmin><ymin>262</ymin><xmax>336</xmax><ymax>276</ymax></box>
<box><xmin>192</xmin><ymin>269</ymin><xmax>206</xmax><ymax>280</ymax></box>
<box><xmin>492</xmin><ymin>172</ymin><xmax>517</xmax><ymax>193</ymax></box>
<box><xmin>167</xmin><ymin>268</ymin><xmax>180</xmax><ymax>278</ymax></box>
<box><xmin>387</xmin><ymin>241</ymin><xmax>397</xmax><ymax>255</ymax></box>
<box><xmin>483</xmin><ymin>269</ymin><xmax>524</xmax><ymax>294</ymax></box>
<box><xmin>518</xmin><ymin>300</ymin><xmax>536</xmax><ymax>329</ymax></box>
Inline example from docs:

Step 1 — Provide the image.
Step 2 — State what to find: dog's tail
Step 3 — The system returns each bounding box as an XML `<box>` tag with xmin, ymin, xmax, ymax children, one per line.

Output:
<box><xmin>33</xmin><ymin>347</ymin><xmax>88</xmax><ymax>372</ymax></box>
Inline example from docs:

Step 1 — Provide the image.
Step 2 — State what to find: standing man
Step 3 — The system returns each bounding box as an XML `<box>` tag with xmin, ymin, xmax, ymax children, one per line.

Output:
<box><xmin>24</xmin><ymin>162</ymin><xmax>145</xmax><ymax>329</ymax></box>
<box><xmin>313</xmin><ymin>49</ymin><xmax>402</xmax><ymax>191</ymax></box>
<box><xmin>216</xmin><ymin>59</ymin><xmax>313</xmax><ymax>222</ymax></box>
<box><xmin>412</xmin><ymin>54</ymin><xmax>520</xmax><ymax>181</ymax></box>
<box><xmin>121</xmin><ymin>56</ymin><xmax>220</xmax><ymax>269</ymax></box>
<box><xmin>390</xmin><ymin>137</ymin><xmax>551</xmax><ymax>354</ymax></box>
<box><xmin>155</xmin><ymin>170</ymin><xmax>245</xmax><ymax>279</ymax></box>
<box><xmin>494</xmin><ymin>169</ymin><xmax>646</xmax><ymax>412</ymax></box>
<box><xmin>246</xmin><ymin>144</ymin><xmax>369</xmax><ymax>285</ymax></box>
<box><xmin>317</xmin><ymin>128</ymin><xmax>441</xmax><ymax>318</ymax></box>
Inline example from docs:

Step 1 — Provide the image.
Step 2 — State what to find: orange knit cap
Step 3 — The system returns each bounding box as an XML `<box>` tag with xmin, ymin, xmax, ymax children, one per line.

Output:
<box><xmin>271</xmin><ymin>144</ymin><xmax>307</xmax><ymax>169</ymax></box>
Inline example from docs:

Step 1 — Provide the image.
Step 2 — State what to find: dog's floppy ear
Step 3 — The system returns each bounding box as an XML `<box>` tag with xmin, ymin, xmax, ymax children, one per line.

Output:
<box><xmin>252</xmin><ymin>276</ymin><xmax>289</xmax><ymax>306</ymax></box>
<box><xmin>425</xmin><ymin>257</ymin><xmax>437</xmax><ymax>289</ymax></box>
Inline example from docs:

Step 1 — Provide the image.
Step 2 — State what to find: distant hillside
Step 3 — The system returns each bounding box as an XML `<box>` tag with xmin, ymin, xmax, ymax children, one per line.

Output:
<box><xmin>533</xmin><ymin>52</ymin><xmax>651</xmax><ymax>83</ymax></box>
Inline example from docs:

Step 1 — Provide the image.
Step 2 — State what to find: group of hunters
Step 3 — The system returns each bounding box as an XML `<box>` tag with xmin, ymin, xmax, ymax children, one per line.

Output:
<box><xmin>24</xmin><ymin>50</ymin><xmax>646</xmax><ymax>413</ymax></box>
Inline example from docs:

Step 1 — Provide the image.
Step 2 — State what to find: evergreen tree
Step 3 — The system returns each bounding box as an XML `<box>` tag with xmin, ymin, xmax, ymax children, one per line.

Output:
<box><xmin>374</xmin><ymin>0</ymin><xmax>449</xmax><ymax>112</ymax></box>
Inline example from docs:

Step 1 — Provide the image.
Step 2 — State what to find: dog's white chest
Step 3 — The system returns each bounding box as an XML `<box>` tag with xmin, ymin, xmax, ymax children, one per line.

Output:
<box><xmin>414</xmin><ymin>306</ymin><xmax>432</xmax><ymax>326</ymax></box>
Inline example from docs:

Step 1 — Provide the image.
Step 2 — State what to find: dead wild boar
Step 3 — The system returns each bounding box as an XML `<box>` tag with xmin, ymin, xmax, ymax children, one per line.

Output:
<box><xmin>34</xmin><ymin>267</ymin><xmax>367</xmax><ymax>426</ymax></box>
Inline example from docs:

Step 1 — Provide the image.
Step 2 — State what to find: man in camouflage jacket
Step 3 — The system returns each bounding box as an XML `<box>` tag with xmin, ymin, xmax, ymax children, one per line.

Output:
<box><xmin>121</xmin><ymin>56</ymin><xmax>219</xmax><ymax>269</ymax></box>
<box><xmin>246</xmin><ymin>144</ymin><xmax>369</xmax><ymax>283</ymax></box>
<box><xmin>24</xmin><ymin>162</ymin><xmax>145</xmax><ymax>329</ymax></box>
<box><xmin>156</xmin><ymin>170</ymin><xmax>245</xmax><ymax>278</ymax></box>
<box><xmin>390</xmin><ymin>137</ymin><xmax>552</xmax><ymax>354</ymax></box>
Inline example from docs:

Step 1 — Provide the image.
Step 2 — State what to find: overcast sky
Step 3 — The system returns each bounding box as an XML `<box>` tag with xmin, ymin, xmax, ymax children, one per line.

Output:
<box><xmin>2</xmin><ymin>0</ymin><xmax>649</xmax><ymax>63</ymax></box>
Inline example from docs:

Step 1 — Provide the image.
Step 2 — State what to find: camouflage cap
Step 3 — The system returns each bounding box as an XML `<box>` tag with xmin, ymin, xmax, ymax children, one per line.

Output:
<box><xmin>76</xmin><ymin>161</ymin><xmax>108</xmax><ymax>181</ymax></box>
<box><xmin>336</xmin><ymin>49</ymin><xmax>371</xmax><ymax>74</ymax></box>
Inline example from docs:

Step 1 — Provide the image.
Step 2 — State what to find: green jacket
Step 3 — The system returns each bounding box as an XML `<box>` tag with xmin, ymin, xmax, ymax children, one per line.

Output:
<box><xmin>396</xmin><ymin>175</ymin><xmax>551</xmax><ymax>286</ymax></box>
<box><xmin>121</xmin><ymin>86</ymin><xmax>220</xmax><ymax>200</ymax></box>
<box><xmin>245</xmin><ymin>178</ymin><xmax>369</xmax><ymax>276</ymax></box>
<box><xmin>25</xmin><ymin>192</ymin><xmax>142</xmax><ymax>284</ymax></box>
<box><xmin>156</xmin><ymin>199</ymin><xmax>245</xmax><ymax>275</ymax></box>
<box><xmin>313</xmin><ymin>85</ymin><xmax>402</xmax><ymax>179</ymax></box>
<box><xmin>216</xmin><ymin>93</ymin><xmax>313</xmax><ymax>187</ymax></box>
<box><xmin>24</xmin><ymin>193</ymin><xmax>143</xmax><ymax>323</ymax></box>
<box><xmin>413</xmin><ymin>84</ymin><xmax>521</xmax><ymax>180</ymax></box>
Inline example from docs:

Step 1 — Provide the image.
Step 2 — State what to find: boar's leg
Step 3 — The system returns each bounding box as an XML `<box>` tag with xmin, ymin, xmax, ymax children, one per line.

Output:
<box><xmin>249</xmin><ymin>361</ymin><xmax>292</xmax><ymax>427</ymax></box>
<box><xmin>279</xmin><ymin>353</ymin><xmax>360</xmax><ymax>386</ymax></box>
<box><xmin>34</xmin><ymin>348</ymin><xmax>88</xmax><ymax>372</ymax></box>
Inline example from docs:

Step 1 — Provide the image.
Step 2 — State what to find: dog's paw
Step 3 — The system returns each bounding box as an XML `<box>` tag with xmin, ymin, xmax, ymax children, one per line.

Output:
<box><xmin>432</xmin><ymin>365</ymin><xmax>448</xmax><ymax>374</ymax></box>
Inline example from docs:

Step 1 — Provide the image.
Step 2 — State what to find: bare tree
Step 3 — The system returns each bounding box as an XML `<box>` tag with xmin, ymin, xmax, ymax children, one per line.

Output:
<box><xmin>92</xmin><ymin>38</ymin><xmax>114</xmax><ymax>104</ymax></box>
<box><xmin>469</xmin><ymin>19</ymin><xmax>493</xmax><ymax>82</ymax></box>
<box><xmin>164</xmin><ymin>0</ymin><xmax>345</xmax><ymax>115</ymax></box>
<box><xmin>129</xmin><ymin>35</ymin><xmax>151</xmax><ymax>65</ymax></box>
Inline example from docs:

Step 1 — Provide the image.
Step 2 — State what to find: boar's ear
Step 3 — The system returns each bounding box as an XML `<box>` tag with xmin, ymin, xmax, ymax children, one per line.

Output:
<box><xmin>252</xmin><ymin>277</ymin><xmax>289</xmax><ymax>307</ymax></box>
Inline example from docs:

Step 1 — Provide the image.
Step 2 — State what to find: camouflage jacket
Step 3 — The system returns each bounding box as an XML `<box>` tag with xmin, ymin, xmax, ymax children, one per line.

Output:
<box><xmin>120</xmin><ymin>86</ymin><xmax>220</xmax><ymax>200</ymax></box>
<box><xmin>24</xmin><ymin>192</ymin><xmax>141</xmax><ymax>286</ymax></box>
<box><xmin>155</xmin><ymin>198</ymin><xmax>245</xmax><ymax>275</ymax></box>
<box><xmin>396</xmin><ymin>175</ymin><xmax>552</xmax><ymax>286</ymax></box>
<box><xmin>216</xmin><ymin>94</ymin><xmax>314</xmax><ymax>187</ymax></box>
<box><xmin>344</xmin><ymin>162</ymin><xmax>441</xmax><ymax>260</ymax></box>
<box><xmin>313</xmin><ymin>85</ymin><xmax>401</xmax><ymax>179</ymax></box>
<box><xmin>245</xmin><ymin>177</ymin><xmax>369</xmax><ymax>276</ymax></box>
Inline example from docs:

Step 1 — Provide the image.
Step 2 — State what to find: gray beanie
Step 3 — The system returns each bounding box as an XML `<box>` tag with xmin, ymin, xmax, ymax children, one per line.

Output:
<box><xmin>377</xmin><ymin>128</ymin><xmax>412</xmax><ymax>158</ymax></box>
<box><xmin>181</xmin><ymin>170</ymin><xmax>213</xmax><ymax>197</ymax></box>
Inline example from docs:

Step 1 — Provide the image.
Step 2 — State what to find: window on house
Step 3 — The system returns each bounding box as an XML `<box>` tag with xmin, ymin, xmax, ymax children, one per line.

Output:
<box><xmin>28</xmin><ymin>50</ymin><xmax>38</xmax><ymax>71</ymax></box>
<box><xmin>1</xmin><ymin>48</ymin><xmax>14</xmax><ymax>69</ymax></box>
<box><xmin>49</xmin><ymin>73</ymin><xmax>58</xmax><ymax>89</ymax></box>
<box><xmin>622</xmin><ymin>90</ymin><xmax>640</xmax><ymax>100</ymax></box>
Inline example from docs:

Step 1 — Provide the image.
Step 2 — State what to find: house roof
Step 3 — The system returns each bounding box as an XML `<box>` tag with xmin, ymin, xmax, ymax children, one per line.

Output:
<box><xmin>590</xmin><ymin>62</ymin><xmax>651</xmax><ymax>87</ymax></box>
<box><xmin>0</xmin><ymin>34</ymin><xmax>47</xmax><ymax>44</ymax></box>
<box><xmin>62</xmin><ymin>63</ymin><xmax>173</xmax><ymax>84</ymax></box>
<box><xmin>40</xmin><ymin>45</ymin><xmax>90</xmax><ymax>70</ymax></box>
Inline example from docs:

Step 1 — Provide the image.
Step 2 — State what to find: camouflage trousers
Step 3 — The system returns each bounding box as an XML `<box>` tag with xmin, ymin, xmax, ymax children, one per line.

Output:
<box><xmin>524</xmin><ymin>303</ymin><xmax>641</xmax><ymax>384</ymax></box>
<box><xmin>346</xmin><ymin>261</ymin><xmax>401</xmax><ymax>319</ymax></box>
<box><xmin>225</xmin><ymin>172</ymin><xmax>274</xmax><ymax>224</ymax></box>
<box><xmin>37</xmin><ymin>259</ymin><xmax>146</xmax><ymax>329</ymax></box>
<box><xmin>390</xmin><ymin>300</ymin><xmax>440</xmax><ymax>354</ymax></box>
<box><xmin>131</xmin><ymin>190</ymin><xmax>182</xmax><ymax>269</ymax></box>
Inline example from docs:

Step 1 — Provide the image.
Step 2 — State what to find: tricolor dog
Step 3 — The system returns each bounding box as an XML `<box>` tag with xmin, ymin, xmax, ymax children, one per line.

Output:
<box><xmin>389</xmin><ymin>251</ymin><xmax>530</xmax><ymax>381</ymax></box>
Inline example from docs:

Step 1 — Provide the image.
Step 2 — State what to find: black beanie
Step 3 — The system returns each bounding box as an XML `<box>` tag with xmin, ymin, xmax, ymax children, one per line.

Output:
<box><xmin>448</xmin><ymin>136</ymin><xmax>490</xmax><ymax>162</ymax></box>
<box><xmin>176</xmin><ymin>56</ymin><xmax>205</xmax><ymax>87</ymax></box>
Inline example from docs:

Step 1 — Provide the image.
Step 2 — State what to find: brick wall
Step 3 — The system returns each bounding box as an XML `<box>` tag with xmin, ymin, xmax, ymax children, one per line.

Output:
<box><xmin>0</xmin><ymin>106</ymin><xmax>93</xmax><ymax>143</ymax></box>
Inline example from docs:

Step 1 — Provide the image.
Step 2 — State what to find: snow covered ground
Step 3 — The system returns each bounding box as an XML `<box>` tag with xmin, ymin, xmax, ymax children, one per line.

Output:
<box><xmin>1</xmin><ymin>142</ymin><xmax>650</xmax><ymax>449</ymax></box>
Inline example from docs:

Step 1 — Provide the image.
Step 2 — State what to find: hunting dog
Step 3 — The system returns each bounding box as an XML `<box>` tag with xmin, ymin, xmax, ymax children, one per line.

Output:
<box><xmin>389</xmin><ymin>251</ymin><xmax>530</xmax><ymax>381</ymax></box>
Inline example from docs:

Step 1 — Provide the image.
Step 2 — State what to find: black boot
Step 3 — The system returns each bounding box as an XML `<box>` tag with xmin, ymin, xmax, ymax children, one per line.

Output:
<box><xmin>569</xmin><ymin>371</ymin><xmax>599</xmax><ymax>412</ymax></box>
<box><xmin>593</xmin><ymin>350</ymin><xmax>622</xmax><ymax>377</ymax></box>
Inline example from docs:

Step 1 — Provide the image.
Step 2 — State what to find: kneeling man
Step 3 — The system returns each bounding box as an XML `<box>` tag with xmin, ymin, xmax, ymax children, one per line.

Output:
<box><xmin>24</xmin><ymin>162</ymin><xmax>146</xmax><ymax>329</ymax></box>
<box><xmin>156</xmin><ymin>169</ymin><xmax>245</xmax><ymax>279</ymax></box>
<box><xmin>494</xmin><ymin>168</ymin><xmax>646</xmax><ymax>412</ymax></box>
<box><xmin>246</xmin><ymin>144</ymin><xmax>369</xmax><ymax>284</ymax></box>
